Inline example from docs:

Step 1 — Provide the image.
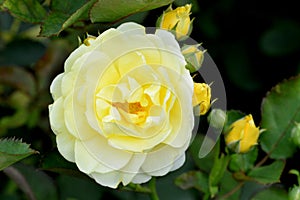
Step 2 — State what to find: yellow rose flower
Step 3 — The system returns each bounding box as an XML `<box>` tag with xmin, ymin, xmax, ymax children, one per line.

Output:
<box><xmin>225</xmin><ymin>114</ymin><xmax>260</xmax><ymax>153</ymax></box>
<box><xmin>158</xmin><ymin>4</ymin><xmax>193</xmax><ymax>40</ymax></box>
<box><xmin>192</xmin><ymin>83</ymin><xmax>211</xmax><ymax>115</ymax></box>
<box><xmin>49</xmin><ymin>22</ymin><xmax>194</xmax><ymax>188</ymax></box>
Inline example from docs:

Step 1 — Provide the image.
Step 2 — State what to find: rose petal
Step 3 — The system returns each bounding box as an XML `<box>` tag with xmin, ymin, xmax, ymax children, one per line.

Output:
<box><xmin>75</xmin><ymin>140</ymin><xmax>112</xmax><ymax>174</ymax></box>
<box><xmin>50</xmin><ymin>73</ymin><xmax>63</xmax><ymax>100</ymax></box>
<box><xmin>131</xmin><ymin>173</ymin><xmax>152</xmax><ymax>184</ymax></box>
<box><xmin>119</xmin><ymin>153</ymin><xmax>147</xmax><ymax>185</ymax></box>
<box><xmin>61</xmin><ymin>71</ymin><xmax>76</xmax><ymax>97</ymax></box>
<box><xmin>91</xmin><ymin>171</ymin><xmax>121</xmax><ymax>189</ymax></box>
<box><xmin>155</xmin><ymin>29</ymin><xmax>182</xmax><ymax>56</ymax></box>
<box><xmin>141</xmin><ymin>145</ymin><xmax>181</xmax><ymax>176</ymax></box>
<box><xmin>64</xmin><ymin>45</ymin><xmax>92</xmax><ymax>72</ymax></box>
<box><xmin>63</xmin><ymin>94</ymin><xmax>79</xmax><ymax>138</ymax></box>
<box><xmin>82</xmin><ymin>135</ymin><xmax>132</xmax><ymax>170</ymax></box>
<box><xmin>170</xmin><ymin>153</ymin><xmax>185</xmax><ymax>171</ymax></box>
<box><xmin>57</xmin><ymin>133</ymin><xmax>76</xmax><ymax>162</ymax></box>
<box><xmin>49</xmin><ymin>97</ymin><xmax>68</xmax><ymax>135</ymax></box>
<box><xmin>117</xmin><ymin>22</ymin><xmax>145</xmax><ymax>35</ymax></box>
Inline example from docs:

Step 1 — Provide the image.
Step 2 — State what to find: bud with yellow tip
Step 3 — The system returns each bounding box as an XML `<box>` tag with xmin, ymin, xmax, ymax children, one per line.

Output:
<box><xmin>225</xmin><ymin>114</ymin><xmax>260</xmax><ymax>153</ymax></box>
<box><xmin>83</xmin><ymin>34</ymin><xmax>96</xmax><ymax>46</ymax></box>
<box><xmin>157</xmin><ymin>4</ymin><xmax>193</xmax><ymax>40</ymax></box>
<box><xmin>181</xmin><ymin>44</ymin><xmax>205</xmax><ymax>72</ymax></box>
<box><xmin>192</xmin><ymin>83</ymin><xmax>211</xmax><ymax>115</ymax></box>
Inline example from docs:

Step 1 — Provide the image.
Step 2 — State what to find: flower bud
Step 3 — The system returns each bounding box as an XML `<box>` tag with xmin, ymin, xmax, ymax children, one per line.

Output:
<box><xmin>208</xmin><ymin>109</ymin><xmax>226</xmax><ymax>130</ymax></box>
<box><xmin>192</xmin><ymin>83</ymin><xmax>211</xmax><ymax>115</ymax></box>
<box><xmin>157</xmin><ymin>4</ymin><xmax>193</xmax><ymax>40</ymax></box>
<box><xmin>225</xmin><ymin>114</ymin><xmax>260</xmax><ymax>153</ymax></box>
<box><xmin>83</xmin><ymin>35</ymin><xmax>96</xmax><ymax>46</ymax></box>
<box><xmin>289</xmin><ymin>186</ymin><xmax>300</xmax><ymax>200</ymax></box>
<box><xmin>181</xmin><ymin>44</ymin><xmax>205</xmax><ymax>72</ymax></box>
<box><xmin>291</xmin><ymin>122</ymin><xmax>300</xmax><ymax>146</ymax></box>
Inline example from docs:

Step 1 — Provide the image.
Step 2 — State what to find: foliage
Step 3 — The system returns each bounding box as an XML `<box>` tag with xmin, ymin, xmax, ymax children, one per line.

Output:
<box><xmin>1</xmin><ymin>0</ymin><xmax>300</xmax><ymax>199</ymax></box>
<box><xmin>0</xmin><ymin>138</ymin><xmax>37</xmax><ymax>171</ymax></box>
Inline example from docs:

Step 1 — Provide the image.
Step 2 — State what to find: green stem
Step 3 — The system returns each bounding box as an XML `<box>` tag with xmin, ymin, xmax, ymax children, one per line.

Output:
<box><xmin>220</xmin><ymin>181</ymin><xmax>244</xmax><ymax>199</ymax></box>
<box><xmin>3</xmin><ymin>166</ymin><xmax>36</xmax><ymax>200</ymax></box>
<box><xmin>254</xmin><ymin>154</ymin><xmax>269</xmax><ymax>168</ymax></box>
<box><xmin>149</xmin><ymin>178</ymin><xmax>159</xmax><ymax>200</ymax></box>
<box><xmin>10</xmin><ymin>18</ymin><xmax>21</xmax><ymax>35</ymax></box>
<box><xmin>120</xmin><ymin>183</ymin><xmax>151</xmax><ymax>193</ymax></box>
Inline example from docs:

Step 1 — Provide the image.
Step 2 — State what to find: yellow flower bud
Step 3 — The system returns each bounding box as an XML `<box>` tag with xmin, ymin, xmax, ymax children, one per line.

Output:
<box><xmin>192</xmin><ymin>83</ymin><xmax>211</xmax><ymax>115</ymax></box>
<box><xmin>83</xmin><ymin>35</ymin><xmax>96</xmax><ymax>46</ymax></box>
<box><xmin>158</xmin><ymin>4</ymin><xmax>193</xmax><ymax>40</ymax></box>
<box><xmin>225</xmin><ymin>114</ymin><xmax>260</xmax><ymax>153</ymax></box>
<box><xmin>181</xmin><ymin>44</ymin><xmax>205</xmax><ymax>72</ymax></box>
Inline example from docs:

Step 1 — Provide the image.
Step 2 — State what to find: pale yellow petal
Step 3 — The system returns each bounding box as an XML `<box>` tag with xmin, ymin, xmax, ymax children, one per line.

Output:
<box><xmin>49</xmin><ymin>97</ymin><xmax>68</xmax><ymax>135</ymax></box>
<box><xmin>170</xmin><ymin>153</ymin><xmax>185</xmax><ymax>171</ymax></box>
<box><xmin>57</xmin><ymin>133</ymin><xmax>76</xmax><ymax>162</ymax></box>
<box><xmin>117</xmin><ymin>22</ymin><xmax>145</xmax><ymax>35</ymax></box>
<box><xmin>75</xmin><ymin>140</ymin><xmax>112</xmax><ymax>174</ymax></box>
<box><xmin>141</xmin><ymin>145</ymin><xmax>180</xmax><ymax>176</ymax></box>
<box><xmin>64</xmin><ymin>45</ymin><xmax>91</xmax><ymax>72</ymax></box>
<box><xmin>50</xmin><ymin>73</ymin><xmax>63</xmax><ymax>100</ymax></box>
<box><xmin>82</xmin><ymin>135</ymin><xmax>132</xmax><ymax>170</ymax></box>
<box><xmin>131</xmin><ymin>173</ymin><xmax>152</xmax><ymax>184</ymax></box>
<box><xmin>61</xmin><ymin>71</ymin><xmax>77</xmax><ymax>97</ymax></box>
<box><xmin>91</xmin><ymin>171</ymin><xmax>121</xmax><ymax>189</ymax></box>
<box><xmin>63</xmin><ymin>94</ymin><xmax>79</xmax><ymax>138</ymax></box>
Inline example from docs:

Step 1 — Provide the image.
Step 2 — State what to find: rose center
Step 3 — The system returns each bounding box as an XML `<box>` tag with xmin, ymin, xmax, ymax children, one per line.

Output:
<box><xmin>113</xmin><ymin>101</ymin><xmax>149</xmax><ymax>124</ymax></box>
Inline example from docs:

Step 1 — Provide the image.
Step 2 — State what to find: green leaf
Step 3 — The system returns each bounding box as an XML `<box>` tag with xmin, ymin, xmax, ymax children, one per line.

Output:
<box><xmin>40</xmin><ymin>0</ymin><xmax>97</xmax><ymax>37</ymax></box>
<box><xmin>3</xmin><ymin>0</ymin><xmax>47</xmax><ymax>23</ymax></box>
<box><xmin>229</xmin><ymin>148</ymin><xmax>258</xmax><ymax>172</ymax></box>
<box><xmin>90</xmin><ymin>0</ymin><xmax>173</xmax><ymax>23</ymax></box>
<box><xmin>260</xmin><ymin>76</ymin><xmax>300</xmax><ymax>159</ymax></box>
<box><xmin>39</xmin><ymin>12</ymin><xmax>70</xmax><ymax>37</ymax></box>
<box><xmin>0</xmin><ymin>139</ymin><xmax>37</xmax><ymax>171</ymax></box>
<box><xmin>248</xmin><ymin>160</ymin><xmax>285</xmax><ymax>184</ymax></box>
<box><xmin>175</xmin><ymin>170</ymin><xmax>209</xmax><ymax>194</ymax></box>
<box><xmin>209</xmin><ymin>153</ymin><xmax>230</xmax><ymax>197</ymax></box>
<box><xmin>239</xmin><ymin>181</ymin><xmax>266</xmax><ymax>200</ymax></box>
<box><xmin>217</xmin><ymin>169</ymin><xmax>241</xmax><ymax>200</ymax></box>
<box><xmin>62</xmin><ymin>1</ymin><xmax>96</xmax><ymax>29</ymax></box>
<box><xmin>252</xmin><ymin>185</ymin><xmax>288</xmax><ymax>200</ymax></box>
<box><xmin>51</xmin><ymin>0</ymin><xmax>88</xmax><ymax>13</ymax></box>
